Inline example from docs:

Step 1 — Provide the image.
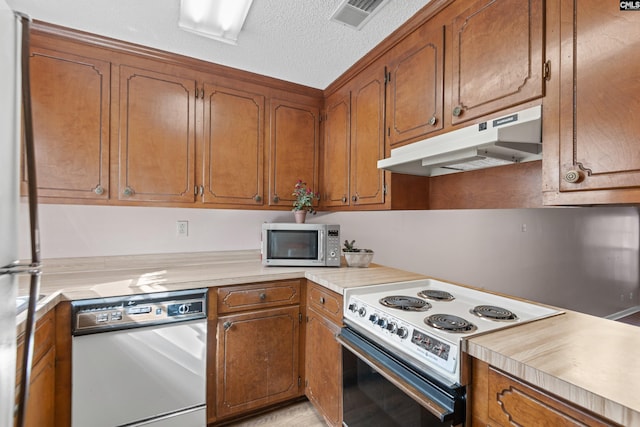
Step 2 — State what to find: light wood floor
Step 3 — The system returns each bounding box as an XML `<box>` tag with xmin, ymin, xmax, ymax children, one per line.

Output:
<box><xmin>225</xmin><ymin>400</ymin><xmax>327</xmax><ymax>427</ymax></box>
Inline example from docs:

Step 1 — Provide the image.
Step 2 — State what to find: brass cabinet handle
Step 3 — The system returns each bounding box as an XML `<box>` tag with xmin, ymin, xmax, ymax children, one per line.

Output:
<box><xmin>428</xmin><ymin>115</ymin><xmax>437</xmax><ymax>126</ymax></box>
<box><xmin>319</xmin><ymin>297</ymin><xmax>325</xmax><ymax>305</ymax></box>
<box><xmin>341</xmin><ymin>196</ymin><xmax>347</xmax><ymax>203</ymax></box>
<box><xmin>94</xmin><ymin>185</ymin><xmax>104</xmax><ymax>195</ymax></box>
<box><xmin>352</xmin><ymin>195</ymin><xmax>358</xmax><ymax>202</ymax></box>
<box><xmin>564</xmin><ymin>170</ymin><xmax>583</xmax><ymax>183</ymax></box>
<box><xmin>123</xmin><ymin>186</ymin><xmax>134</xmax><ymax>196</ymax></box>
<box><xmin>259</xmin><ymin>293</ymin><xmax>266</xmax><ymax>301</ymax></box>
<box><xmin>223</xmin><ymin>321</ymin><xmax>232</xmax><ymax>331</ymax></box>
<box><xmin>452</xmin><ymin>106</ymin><xmax>463</xmax><ymax>117</ymax></box>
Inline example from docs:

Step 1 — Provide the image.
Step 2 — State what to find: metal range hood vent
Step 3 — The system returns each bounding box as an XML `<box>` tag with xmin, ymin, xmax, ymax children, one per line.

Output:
<box><xmin>330</xmin><ymin>0</ymin><xmax>390</xmax><ymax>30</ymax></box>
<box><xmin>377</xmin><ymin>106</ymin><xmax>542</xmax><ymax>176</ymax></box>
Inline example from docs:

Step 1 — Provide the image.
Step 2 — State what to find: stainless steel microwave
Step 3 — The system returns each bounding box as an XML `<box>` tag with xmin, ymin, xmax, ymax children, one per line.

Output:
<box><xmin>261</xmin><ymin>223</ymin><xmax>341</xmax><ymax>267</ymax></box>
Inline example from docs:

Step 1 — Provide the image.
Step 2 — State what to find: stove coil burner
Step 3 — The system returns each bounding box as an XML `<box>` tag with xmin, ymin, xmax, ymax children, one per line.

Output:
<box><xmin>379</xmin><ymin>296</ymin><xmax>432</xmax><ymax>312</ymax></box>
<box><xmin>471</xmin><ymin>305</ymin><xmax>518</xmax><ymax>321</ymax></box>
<box><xmin>424</xmin><ymin>314</ymin><xmax>477</xmax><ymax>333</ymax></box>
<box><xmin>417</xmin><ymin>289</ymin><xmax>455</xmax><ymax>301</ymax></box>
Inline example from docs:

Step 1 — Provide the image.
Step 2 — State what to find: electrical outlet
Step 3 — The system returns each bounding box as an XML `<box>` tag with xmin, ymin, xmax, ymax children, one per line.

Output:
<box><xmin>176</xmin><ymin>220</ymin><xmax>189</xmax><ymax>237</ymax></box>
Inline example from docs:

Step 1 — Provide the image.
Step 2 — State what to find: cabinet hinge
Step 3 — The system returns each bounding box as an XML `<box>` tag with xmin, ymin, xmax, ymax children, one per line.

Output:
<box><xmin>384</xmin><ymin>68</ymin><xmax>391</xmax><ymax>85</ymax></box>
<box><xmin>298</xmin><ymin>377</ymin><xmax>302</xmax><ymax>387</ymax></box>
<box><xmin>543</xmin><ymin>60</ymin><xmax>551</xmax><ymax>81</ymax></box>
<box><xmin>383</xmin><ymin>183</ymin><xmax>388</xmax><ymax>195</ymax></box>
<box><xmin>299</xmin><ymin>312</ymin><xmax>303</xmax><ymax>323</ymax></box>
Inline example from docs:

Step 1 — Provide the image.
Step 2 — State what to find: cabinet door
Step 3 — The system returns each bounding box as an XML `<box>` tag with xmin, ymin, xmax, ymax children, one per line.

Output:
<box><xmin>22</xmin><ymin>348</ymin><xmax>56</xmax><ymax>427</ymax></box>
<box><xmin>322</xmin><ymin>91</ymin><xmax>351</xmax><ymax>207</ymax></box>
<box><xmin>387</xmin><ymin>21</ymin><xmax>444</xmax><ymax>147</ymax></box>
<box><xmin>118</xmin><ymin>65</ymin><xmax>197</xmax><ymax>203</ymax></box>
<box><xmin>216</xmin><ymin>306</ymin><xmax>300</xmax><ymax>418</ymax></box>
<box><xmin>350</xmin><ymin>64</ymin><xmax>386</xmax><ymax>207</ymax></box>
<box><xmin>15</xmin><ymin>310</ymin><xmax>56</xmax><ymax>427</ymax></box>
<box><xmin>305</xmin><ymin>307</ymin><xmax>342</xmax><ymax>427</ymax></box>
<box><xmin>202</xmin><ymin>83</ymin><xmax>265</xmax><ymax>206</ymax></box>
<box><xmin>450</xmin><ymin>0</ymin><xmax>545</xmax><ymax>124</ymax></box>
<box><xmin>554</xmin><ymin>0</ymin><xmax>640</xmax><ymax>196</ymax></box>
<box><xmin>268</xmin><ymin>99</ymin><xmax>320</xmax><ymax>208</ymax></box>
<box><xmin>27</xmin><ymin>46</ymin><xmax>110</xmax><ymax>200</ymax></box>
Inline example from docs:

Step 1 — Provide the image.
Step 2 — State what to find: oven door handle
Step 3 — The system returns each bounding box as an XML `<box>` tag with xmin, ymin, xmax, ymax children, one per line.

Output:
<box><xmin>337</xmin><ymin>331</ymin><xmax>457</xmax><ymax>423</ymax></box>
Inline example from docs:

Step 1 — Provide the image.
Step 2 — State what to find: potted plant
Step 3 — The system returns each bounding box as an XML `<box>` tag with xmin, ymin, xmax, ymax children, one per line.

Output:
<box><xmin>342</xmin><ymin>240</ymin><xmax>374</xmax><ymax>268</ymax></box>
<box><xmin>292</xmin><ymin>180</ymin><xmax>319</xmax><ymax>223</ymax></box>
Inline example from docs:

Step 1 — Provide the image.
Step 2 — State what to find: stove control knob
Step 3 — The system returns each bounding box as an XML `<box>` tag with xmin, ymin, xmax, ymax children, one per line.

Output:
<box><xmin>358</xmin><ymin>307</ymin><xmax>367</xmax><ymax>318</ymax></box>
<box><xmin>397</xmin><ymin>327</ymin><xmax>409</xmax><ymax>339</ymax></box>
<box><xmin>348</xmin><ymin>303</ymin><xmax>357</xmax><ymax>313</ymax></box>
<box><xmin>369</xmin><ymin>314</ymin><xmax>379</xmax><ymax>324</ymax></box>
<box><xmin>377</xmin><ymin>318</ymin><xmax>388</xmax><ymax>329</ymax></box>
<box><xmin>386</xmin><ymin>322</ymin><xmax>397</xmax><ymax>333</ymax></box>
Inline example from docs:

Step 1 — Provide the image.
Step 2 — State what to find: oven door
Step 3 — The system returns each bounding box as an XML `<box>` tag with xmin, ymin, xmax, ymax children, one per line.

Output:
<box><xmin>337</xmin><ymin>327</ymin><xmax>465</xmax><ymax>427</ymax></box>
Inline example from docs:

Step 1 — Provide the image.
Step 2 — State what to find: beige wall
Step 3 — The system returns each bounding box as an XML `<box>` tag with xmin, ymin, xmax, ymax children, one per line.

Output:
<box><xmin>21</xmin><ymin>203</ymin><xmax>639</xmax><ymax>317</ymax></box>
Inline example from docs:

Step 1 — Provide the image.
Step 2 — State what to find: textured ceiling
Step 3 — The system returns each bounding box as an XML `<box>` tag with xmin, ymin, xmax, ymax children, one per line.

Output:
<box><xmin>7</xmin><ymin>0</ymin><xmax>432</xmax><ymax>89</ymax></box>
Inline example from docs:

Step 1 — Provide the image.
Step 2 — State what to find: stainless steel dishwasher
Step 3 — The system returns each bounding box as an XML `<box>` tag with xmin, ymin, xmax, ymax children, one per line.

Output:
<box><xmin>71</xmin><ymin>289</ymin><xmax>208</xmax><ymax>427</ymax></box>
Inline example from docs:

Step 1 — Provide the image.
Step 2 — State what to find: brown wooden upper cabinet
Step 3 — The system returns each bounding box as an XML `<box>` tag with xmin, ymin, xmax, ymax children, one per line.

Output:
<box><xmin>449</xmin><ymin>0</ymin><xmax>545</xmax><ymax>125</ymax></box>
<box><xmin>322</xmin><ymin>57</ymin><xmax>387</xmax><ymax>209</ymax></box>
<box><xmin>268</xmin><ymin>98</ymin><xmax>321</xmax><ymax>208</ymax></box>
<box><xmin>201</xmin><ymin>83</ymin><xmax>265</xmax><ymax>206</ymax></box>
<box><xmin>543</xmin><ymin>0</ymin><xmax>640</xmax><ymax>205</ymax></box>
<box><xmin>350</xmin><ymin>60</ymin><xmax>388</xmax><ymax>207</ymax></box>
<box><xmin>386</xmin><ymin>20</ymin><xmax>444</xmax><ymax>148</ymax></box>
<box><xmin>117</xmin><ymin>65</ymin><xmax>197</xmax><ymax>203</ymax></box>
<box><xmin>322</xmin><ymin>90</ymin><xmax>351</xmax><ymax>207</ymax></box>
<box><xmin>25</xmin><ymin>45</ymin><xmax>111</xmax><ymax>200</ymax></box>
<box><xmin>322</xmin><ymin>52</ymin><xmax>432</xmax><ymax>211</ymax></box>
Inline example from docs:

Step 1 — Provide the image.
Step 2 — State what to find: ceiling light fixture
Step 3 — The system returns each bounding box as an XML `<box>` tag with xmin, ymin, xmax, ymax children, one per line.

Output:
<box><xmin>178</xmin><ymin>0</ymin><xmax>254</xmax><ymax>45</ymax></box>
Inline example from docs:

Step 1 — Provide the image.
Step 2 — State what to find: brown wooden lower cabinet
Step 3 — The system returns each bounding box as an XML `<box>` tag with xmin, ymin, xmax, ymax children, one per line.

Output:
<box><xmin>305</xmin><ymin>281</ymin><xmax>343</xmax><ymax>427</ymax></box>
<box><xmin>214</xmin><ymin>281</ymin><xmax>303</xmax><ymax>421</ymax></box>
<box><xmin>471</xmin><ymin>358</ymin><xmax>618</xmax><ymax>427</ymax></box>
<box><xmin>15</xmin><ymin>310</ymin><xmax>56</xmax><ymax>427</ymax></box>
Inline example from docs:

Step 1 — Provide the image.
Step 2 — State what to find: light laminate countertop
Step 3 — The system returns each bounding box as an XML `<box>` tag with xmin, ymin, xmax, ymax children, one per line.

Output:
<box><xmin>466</xmin><ymin>310</ymin><xmax>640</xmax><ymax>426</ymax></box>
<box><xmin>15</xmin><ymin>250</ymin><xmax>640</xmax><ymax>426</ymax></box>
<box><xmin>16</xmin><ymin>249</ymin><xmax>426</xmax><ymax>333</ymax></box>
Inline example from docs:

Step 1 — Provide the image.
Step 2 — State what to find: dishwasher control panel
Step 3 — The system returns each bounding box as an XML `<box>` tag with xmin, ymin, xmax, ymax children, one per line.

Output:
<box><xmin>71</xmin><ymin>289</ymin><xmax>207</xmax><ymax>335</ymax></box>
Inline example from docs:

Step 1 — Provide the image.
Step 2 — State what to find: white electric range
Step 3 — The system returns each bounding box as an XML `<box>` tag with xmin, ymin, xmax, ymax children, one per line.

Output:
<box><xmin>342</xmin><ymin>278</ymin><xmax>563</xmax><ymax>387</ymax></box>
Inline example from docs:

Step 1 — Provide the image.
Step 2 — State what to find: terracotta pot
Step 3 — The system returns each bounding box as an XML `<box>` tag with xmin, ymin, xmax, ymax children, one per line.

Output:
<box><xmin>293</xmin><ymin>210</ymin><xmax>307</xmax><ymax>224</ymax></box>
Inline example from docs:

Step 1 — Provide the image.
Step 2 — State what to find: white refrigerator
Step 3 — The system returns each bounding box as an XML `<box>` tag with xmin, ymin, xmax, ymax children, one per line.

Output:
<box><xmin>0</xmin><ymin>3</ymin><xmax>41</xmax><ymax>427</ymax></box>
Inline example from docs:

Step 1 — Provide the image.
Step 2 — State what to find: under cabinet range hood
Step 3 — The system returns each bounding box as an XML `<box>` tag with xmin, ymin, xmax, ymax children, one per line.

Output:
<box><xmin>378</xmin><ymin>105</ymin><xmax>542</xmax><ymax>176</ymax></box>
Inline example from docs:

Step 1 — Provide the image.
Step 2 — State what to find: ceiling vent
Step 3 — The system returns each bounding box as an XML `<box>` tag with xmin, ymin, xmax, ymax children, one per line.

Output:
<box><xmin>330</xmin><ymin>0</ymin><xmax>391</xmax><ymax>30</ymax></box>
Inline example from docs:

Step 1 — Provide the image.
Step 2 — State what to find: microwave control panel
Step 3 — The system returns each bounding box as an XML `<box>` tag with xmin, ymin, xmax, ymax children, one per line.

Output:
<box><xmin>326</xmin><ymin>227</ymin><xmax>341</xmax><ymax>266</ymax></box>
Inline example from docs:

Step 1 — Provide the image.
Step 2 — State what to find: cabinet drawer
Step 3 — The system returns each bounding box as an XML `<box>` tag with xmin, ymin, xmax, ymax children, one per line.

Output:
<box><xmin>307</xmin><ymin>282</ymin><xmax>343</xmax><ymax>325</ymax></box>
<box><xmin>488</xmin><ymin>367</ymin><xmax>614</xmax><ymax>427</ymax></box>
<box><xmin>217</xmin><ymin>280</ymin><xmax>301</xmax><ymax>313</ymax></box>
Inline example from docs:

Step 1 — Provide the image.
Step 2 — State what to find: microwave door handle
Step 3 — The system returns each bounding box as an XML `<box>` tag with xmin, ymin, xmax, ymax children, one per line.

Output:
<box><xmin>319</xmin><ymin>230</ymin><xmax>325</xmax><ymax>261</ymax></box>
